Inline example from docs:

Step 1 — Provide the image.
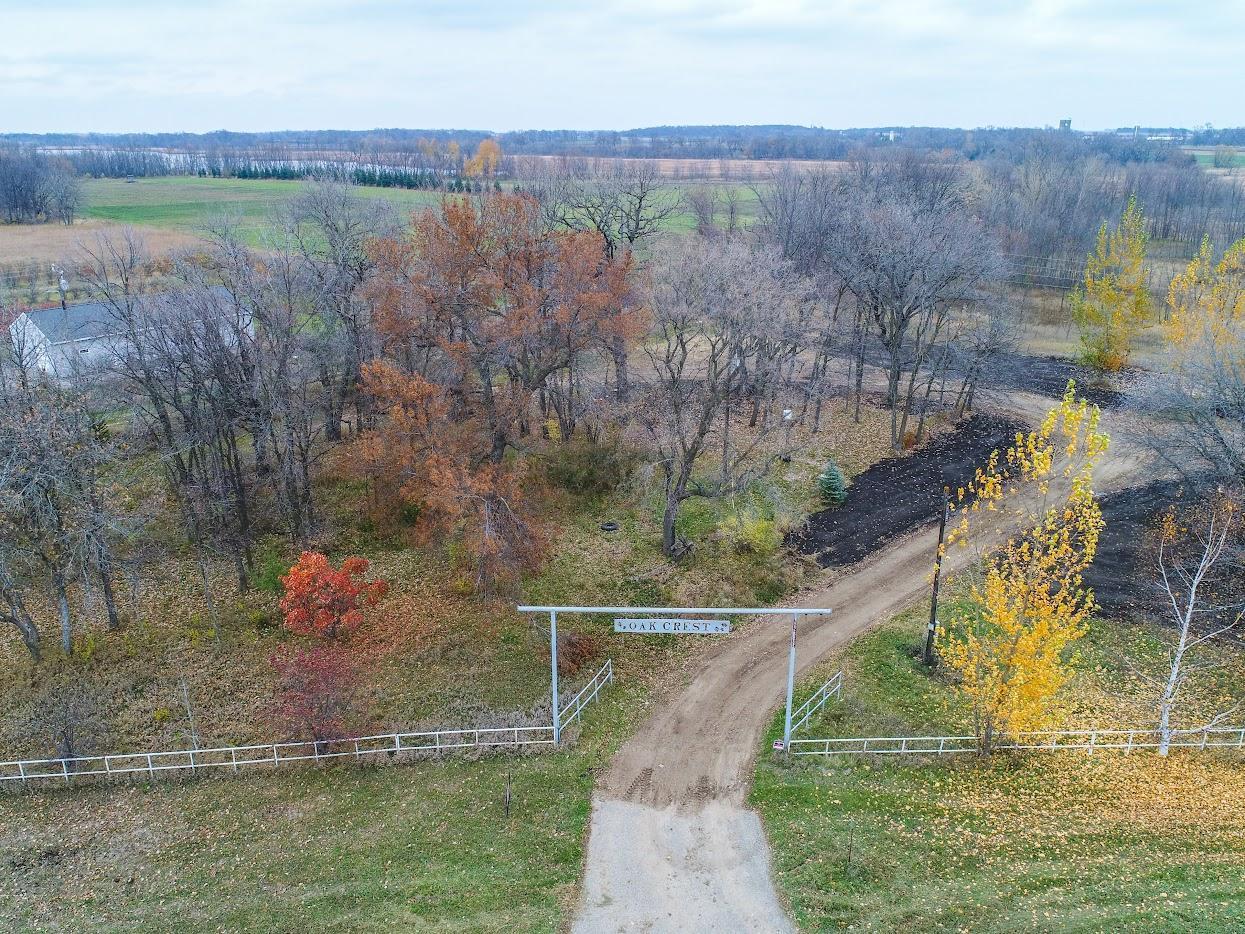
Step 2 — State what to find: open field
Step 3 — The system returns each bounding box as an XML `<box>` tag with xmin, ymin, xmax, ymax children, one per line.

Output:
<box><xmin>509</xmin><ymin>154</ymin><xmax>844</xmax><ymax>181</ymax></box>
<box><xmin>1187</xmin><ymin>148</ymin><xmax>1245</xmax><ymax>169</ymax></box>
<box><xmin>56</xmin><ymin>176</ymin><xmax>757</xmax><ymax>247</ymax></box>
<box><xmin>81</xmin><ymin>177</ymin><xmax>448</xmax><ymax>247</ymax></box>
<box><xmin>752</xmin><ymin>605</ymin><xmax>1245</xmax><ymax>931</ymax></box>
<box><xmin>0</xmin><ymin>217</ymin><xmax>205</xmax><ymax>266</ymax></box>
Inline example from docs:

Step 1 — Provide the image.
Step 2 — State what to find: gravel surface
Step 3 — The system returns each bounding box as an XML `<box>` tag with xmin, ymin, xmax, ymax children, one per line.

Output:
<box><xmin>574</xmin><ymin>800</ymin><xmax>793</xmax><ymax>933</ymax></box>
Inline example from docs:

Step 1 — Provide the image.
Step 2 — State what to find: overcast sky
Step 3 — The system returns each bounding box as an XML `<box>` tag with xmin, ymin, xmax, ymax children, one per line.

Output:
<box><xmin>2</xmin><ymin>0</ymin><xmax>1242</xmax><ymax>134</ymax></box>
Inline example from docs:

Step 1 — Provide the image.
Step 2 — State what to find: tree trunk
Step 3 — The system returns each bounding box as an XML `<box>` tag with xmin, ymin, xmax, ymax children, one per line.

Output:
<box><xmin>611</xmin><ymin>336</ymin><xmax>630</xmax><ymax>403</ymax></box>
<box><xmin>53</xmin><ymin>570</ymin><xmax>72</xmax><ymax>655</ymax></box>
<box><xmin>2</xmin><ymin>606</ymin><xmax>40</xmax><ymax>662</ymax></box>
<box><xmin>852</xmin><ymin>321</ymin><xmax>867</xmax><ymax>424</ymax></box>
<box><xmin>662</xmin><ymin>490</ymin><xmax>680</xmax><ymax>558</ymax></box>
<box><xmin>198</xmin><ymin>555</ymin><xmax>223</xmax><ymax>644</ymax></box>
<box><xmin>97</xmin><ymin>553</ymin><xmax>121</xmax><ymax>631</ymax></box>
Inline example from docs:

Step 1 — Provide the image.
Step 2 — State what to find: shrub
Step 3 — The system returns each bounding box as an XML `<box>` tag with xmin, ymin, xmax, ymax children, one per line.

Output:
<box><xmin>817</xmin><ymin>460</ymin><xmax>848</xmax><ymax>507</ymax></box>
<box><xmin>253</xmin><ymin>538</ymin><xmax>290</xmax><ymax>594</ymax></box>
<box><xmin>720</xmin><ymin>511</ymin><xmax>781</xmax><ymax>556</ymax></box>
<box><xmin>554</xmin><ymin>630</ymin><xmax>604</xmax><ymax>678</ymax></box>
<box><xmin>269</xmin><ymin>643</ymin><xmax>363</xmax><ymax>743</ymax></box>
<box><xmin>545</xmin><ymin>436</ymin><xmax>638</xmax><ymax>496</ymax></box>
<box><xmin>279</xmin><ymin>552</ymin><xmax>389</xmax><ymax>641</ymax></box>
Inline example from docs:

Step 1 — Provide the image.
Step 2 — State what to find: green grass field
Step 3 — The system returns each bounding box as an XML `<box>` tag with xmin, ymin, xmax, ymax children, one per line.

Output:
<box><xmin>752</xmin><ymin>606</ymin><xmax>1245</xmax><ymax>931</ymax></box>
<box><xmin>79</xmin><ymin>176</ymin><xmax>760</xmax><ymax>247</ymax></box>
<box><xmin>0</xmin><ymin>685</ymin><xmax>637</xmax><ymax>933</ymax></box>
<box><xmin>1189</xmin><ymin>149</ymin><xmax>1245</xmax><ymax>169</ymax></box>
<box><xmin>82</xmin><ymin>177</ymin><xmax>448</xmax><ymax>247</ymax></box>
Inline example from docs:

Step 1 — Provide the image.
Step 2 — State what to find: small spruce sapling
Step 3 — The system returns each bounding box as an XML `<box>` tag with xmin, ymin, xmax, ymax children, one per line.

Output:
<box><xmin>817</xmin><ymin>460</ymin><xmax>848</xmax><ymax>507</ymax></box>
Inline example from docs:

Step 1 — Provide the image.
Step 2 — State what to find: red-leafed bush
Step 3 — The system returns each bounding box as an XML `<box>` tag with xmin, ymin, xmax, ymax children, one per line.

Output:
<box><xmin>278</xmin><ymin>551</ymin><xmax>389</xmax><ymax>641</ymax></box>
<box><xmin>269</xmin><ymin>643</ymin><xmax>362</xmax><ymax>744</ymax></box>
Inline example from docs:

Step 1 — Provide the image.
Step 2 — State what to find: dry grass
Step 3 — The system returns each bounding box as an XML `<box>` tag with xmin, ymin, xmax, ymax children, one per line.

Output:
<box><xmin>509</xmin><ymin>154</ymin><xmax>845</xmax><ymax>181</ymax></box>
<box><xmin>0</xmin><ymin>218</ymin><xmax>204</xmax><ymax>266</ymax></box>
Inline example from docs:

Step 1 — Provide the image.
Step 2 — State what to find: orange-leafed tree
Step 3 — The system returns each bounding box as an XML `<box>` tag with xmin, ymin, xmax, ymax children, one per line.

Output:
<box><xmin>358</xmin><ymin>360</ymin><xmax>547</xmax><ymax>592</ymax></box>
<box><xmin>358</xmin><ymin>192</ymin><xmax>640</xmax><ymax>589</ymax></box>
<box><xmin>366</xmin><ymin>192</ymin><xmax>642</xmax><ymax>455</ymax></box>
<box><xmin>279</xmin><ymin>551</ymin><xmax>389</xmax><ymax>641</ymax></box>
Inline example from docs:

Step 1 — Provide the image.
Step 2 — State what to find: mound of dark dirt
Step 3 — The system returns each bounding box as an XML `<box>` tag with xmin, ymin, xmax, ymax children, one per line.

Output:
<box><xmin>1088</xmin><ymin>479</ymin><xmax>1191</xmax><ymax>619</ymax></box>
<box><xmin>789</xmin><ymin>414</ymin><xmax>1026</xmax><ymax>568</ymax></box>
<box><xmin>983</xmin><ymin>354</ymin><xmax>1131</xmax><ymax>409</ymax></box>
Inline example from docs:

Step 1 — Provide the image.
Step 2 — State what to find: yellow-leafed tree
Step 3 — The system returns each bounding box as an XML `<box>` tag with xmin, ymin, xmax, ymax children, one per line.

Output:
<box><xmin>464</xmin><ymin>139</ymin><xmax>503</xmax><ymax>178</ymax></box>
<box><xmin>941</xmin><ymin>385</ymin><xmax>1109</xmax><ymax>753</ymax></box>
<box><xmin>1071</xmin><ymin>195</ymin><xmax>1152</xmax><ymax>372</ymax></box>
<box><xmin>1167</xmin><ymin>235</ymin><xmax>1245</xmax><ymax>356</ymax></box>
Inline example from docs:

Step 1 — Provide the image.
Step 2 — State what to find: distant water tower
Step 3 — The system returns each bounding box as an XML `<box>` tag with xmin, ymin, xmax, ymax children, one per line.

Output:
<box><xmin>1059</xmin><ymin>119</ymin><xmax>1072</xmax><ymax>132</ymax></box>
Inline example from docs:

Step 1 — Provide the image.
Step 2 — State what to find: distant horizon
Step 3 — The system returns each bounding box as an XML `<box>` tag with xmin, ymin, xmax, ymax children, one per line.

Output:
<box><xmin>1</xmin><ymin>121</ymin><xmax>1233</xmax><ymax>140</ymax></box>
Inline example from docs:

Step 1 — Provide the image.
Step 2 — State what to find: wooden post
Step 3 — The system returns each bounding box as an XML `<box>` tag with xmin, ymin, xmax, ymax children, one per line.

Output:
<box><xmin>923</xmin><ymin>490</ymin><xmax>951</xmax><ymax>666</ymax></box>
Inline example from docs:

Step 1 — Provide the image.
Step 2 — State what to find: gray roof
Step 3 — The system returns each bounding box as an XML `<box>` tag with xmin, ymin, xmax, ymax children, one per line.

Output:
<box><xmin>20</xmin><ymin>300</ymin><xmax>119</xmax><ymax>345</ymax></box>
<box><xmin>20</xmin><ymin>287</ymin><xmax>234</xmax><ymax>345</ymax></box>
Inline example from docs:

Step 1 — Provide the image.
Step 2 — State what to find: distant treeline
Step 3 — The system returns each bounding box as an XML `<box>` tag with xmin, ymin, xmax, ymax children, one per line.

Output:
<box><xmin>51</xmin><ymin>149</ymin><xmax>494</xmax><ymax>191</ymax></box>
<box><xmin>8</xmin><ymin>124</ymin><xmax>1242</xmax><ymax>166</ymax></box>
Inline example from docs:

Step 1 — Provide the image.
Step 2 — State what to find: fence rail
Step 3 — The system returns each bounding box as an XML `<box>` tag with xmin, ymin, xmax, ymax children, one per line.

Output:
<box><xmin>788</xmin><ymin>725</ymin><xmax>1245</xmax><ymax>757</ymax></box>
<box><xmin>560</xmin><ymin>658</ymin><xmax>613</xmax><ymax>726</ymax></box>
<box><xmin>789</xmin><ymin>670</ymin><xmax>843</xmax><ymax>736</ymax></box>
<box><xmin>1</xmin><ymin>658</ymin><xmax>615</xmax><ymax>787</ymax></box>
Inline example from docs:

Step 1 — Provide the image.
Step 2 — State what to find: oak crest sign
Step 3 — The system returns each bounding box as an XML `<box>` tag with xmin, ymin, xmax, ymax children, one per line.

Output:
<box><xmin>517</xmin><ymin>605</ymin><xmax>834</xmax><ymax>749</ymax></box>
<box><xmin>613</xmin><ymin>617</ymin><xmax>731</xmax><ymax>635</ymax></box>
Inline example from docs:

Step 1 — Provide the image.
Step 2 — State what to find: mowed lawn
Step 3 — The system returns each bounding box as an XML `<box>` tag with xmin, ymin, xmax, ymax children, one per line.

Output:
<box><xmin>0</xmin><ymin>701</ymin><xmax>631</xmax><ymax>933</ymax></box>
<box><xmin>80</xmin><ymin>176</ymin><xmax>763</xmax><ymax>246</ymax></box>
<box><xmin>753</xmin><ymin>608</ymin><xmax>1245</xmax><ymax>932</ymax></box>
<box><xmin>83</xmin><ymin>177</ymin><xmax>448</xmax><ymax>246</ymax></box>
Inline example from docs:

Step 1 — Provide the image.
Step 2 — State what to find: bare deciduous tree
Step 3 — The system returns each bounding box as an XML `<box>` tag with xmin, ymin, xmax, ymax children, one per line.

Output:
<box><xmin>637</xmin><ymin>236</ymin><xmax>815</xmax><ymax>557</ymax></box>
<box><xmin>528</xmin><ymin>161</ymin><xmax>679</xmax><ymax>401</ymax></box>
<box><xmin>1146</xmin><ymin>495</ymin><xmax>1244</xmax><ymax>755</ymax></box>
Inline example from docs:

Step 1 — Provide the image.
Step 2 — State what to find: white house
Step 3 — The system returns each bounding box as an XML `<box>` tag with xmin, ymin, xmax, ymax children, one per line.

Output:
<box><xmin>8</xmin><ymin>287</ymin><xmax>237</xmax><ymax>383</ymax></box>
<box><xmin>8</xmin><ymin>300</ymin><xmax>123</xmax><ymax>380</ymax></box>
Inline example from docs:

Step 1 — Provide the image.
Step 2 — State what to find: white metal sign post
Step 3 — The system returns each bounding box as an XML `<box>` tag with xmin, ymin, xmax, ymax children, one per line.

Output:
<box><xmin>517</xmin><ymin>605</ymin><xmax>832</xmax><ymax>748</ymax></box>
<box><xmin>783</xmin><ymin>616</ymin><xmax>798</xmax><ymax>753</ymax></box>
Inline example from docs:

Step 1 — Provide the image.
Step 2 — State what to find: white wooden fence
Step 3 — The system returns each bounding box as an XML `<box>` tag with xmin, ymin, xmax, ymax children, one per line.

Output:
<box><xmin>0</xmin><ymin>658</ymin><xmax>614</xmax><ymax>787</ymax></box>
<box><xmin>788</xmin><ymin>725</ymin><xmax>1245</xmax><ymax>757</ymax></box>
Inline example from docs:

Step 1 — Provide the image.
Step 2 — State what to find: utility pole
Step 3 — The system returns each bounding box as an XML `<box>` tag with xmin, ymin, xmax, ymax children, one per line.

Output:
<box><xmin>923</xmin><ymin>489</ymin><xmax>951</xmax><ymax>666</ymax></box>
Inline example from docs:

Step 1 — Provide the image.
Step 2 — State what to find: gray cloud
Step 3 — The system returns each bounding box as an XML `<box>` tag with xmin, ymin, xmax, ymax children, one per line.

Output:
<box><xmin>0</xmin><ymin>0</ymin><xmax>1240</xmax><ymax>132</ymax></box>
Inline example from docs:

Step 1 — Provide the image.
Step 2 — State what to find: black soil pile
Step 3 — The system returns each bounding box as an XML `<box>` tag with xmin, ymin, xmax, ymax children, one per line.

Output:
<box><xmin>1088</xmin><ymin>479</ymin><xmax>1191</xmax><ymax>619</ymax></box>
<box><xmin>790</xmin><ymin>414</ymin><xmax>1026</xmax><ymax>568</ymax></box>
<box><xmin>983</xmin><ymin>354</ymin><xmax>1131</xmax><ymax>409</ymax></box>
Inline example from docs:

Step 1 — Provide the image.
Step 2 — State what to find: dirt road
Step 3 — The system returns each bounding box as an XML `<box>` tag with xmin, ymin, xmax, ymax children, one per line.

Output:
<box><xmin>573</xmin><ymin>397</ymin><xmax>1147</xmax><ymax>933</ymax></box>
